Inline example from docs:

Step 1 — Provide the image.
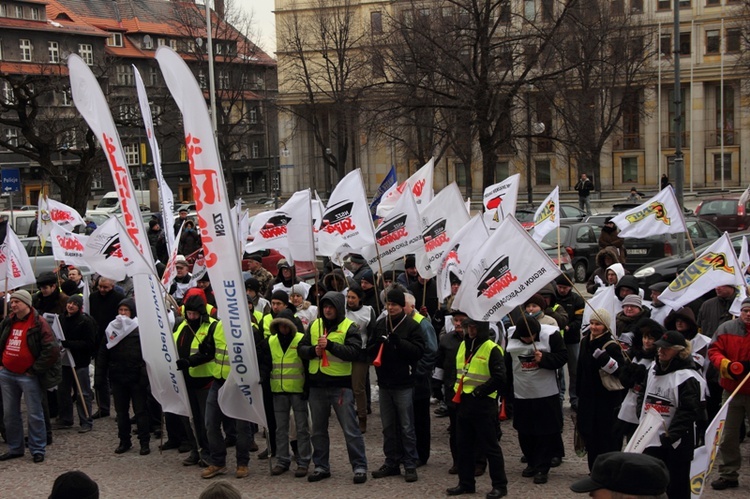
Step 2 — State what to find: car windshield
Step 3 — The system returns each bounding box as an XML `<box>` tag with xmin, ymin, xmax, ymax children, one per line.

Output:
<box><xmin>515</xmin><ymin>211</ymin><xmax>534</xmax><ymax>222</ymax></box>
<box><xmin>98</xmin><ymin>197</ymin><xmax>119</xmax><ymax>208</ymax></box>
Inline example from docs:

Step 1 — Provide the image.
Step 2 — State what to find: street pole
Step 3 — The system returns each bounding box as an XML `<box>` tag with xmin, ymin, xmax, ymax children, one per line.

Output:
<box><xmin>672</xmin><ymin>0</ymin><xmax>684</xmax><ymax>209</ymax></box>
<box><xmin>526</xmin><ymin>90</ymin><xmax>533</xmax><ymax>205</ymax></box>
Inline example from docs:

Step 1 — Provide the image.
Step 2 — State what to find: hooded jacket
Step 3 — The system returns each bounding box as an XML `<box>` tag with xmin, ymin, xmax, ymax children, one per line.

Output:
<box><xmin>456</xmin><ymin>321</ymin><xmax>507</xmax><ymax>412</ymax></box>
<box><xmin>598</xmin><ymin>225</ymin><xmax>626</xmax><ymax>262</ymax></box>
<box><xmin>59</xmin><ymin>308</ymin><xmax>97</xmax><ymax>368</ymax></box>
<box><xmin>615</xmin><ymin>275</ymin><xmax>641</xmax><ymax>300</ymax></box>
<box><xmin>368</xmin><ymin>308</ymin><xmax>424</xmax><ymax>389</ymax></box>
<box><xmin>586</xmin><ymin>246</ymin><xmax>624</xmax><ymax>294</ymax></box>
<box><xmin>96</xmin><ymin>299</ymin><xmax>147</xmax><ymax>386</ymax></box>
<box><xmin>538</xmin><ymin>283</ymin><xmax>569</xmax><ymax>330</ymax></box>
<box><xmin>0</xmin><ymin>308</ymin><xmax>61</xmax><ymax>389</ymax></box>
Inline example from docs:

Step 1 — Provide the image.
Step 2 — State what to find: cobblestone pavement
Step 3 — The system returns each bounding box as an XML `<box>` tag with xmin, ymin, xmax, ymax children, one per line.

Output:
<box><xmin>3</xmin><ymin>396</ymin><xmax>750</xmax><ymax>498</ymax></box>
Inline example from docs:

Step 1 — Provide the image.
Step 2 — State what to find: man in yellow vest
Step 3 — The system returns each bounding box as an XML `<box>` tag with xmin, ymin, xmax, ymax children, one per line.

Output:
<box><xmin>174</xmin><ymin>294</ymin><xmax>217</xmax><ymax>467</ymax></box>
<box><xmin>298</xmin><ymin>291</ymin><xmax>368</xmax><ymax>484</ymax></box>
<box><xmin>267</xmin><ymin>313</ymin><xmax>311</xmax><ymax>478</ymax></box>
<box><xmin>447</xmin><ymin>318</ymin><xmax>509</xmax><ymax>498</ymax></box>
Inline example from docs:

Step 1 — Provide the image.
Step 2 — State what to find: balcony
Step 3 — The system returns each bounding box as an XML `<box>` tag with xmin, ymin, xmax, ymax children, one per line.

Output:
<box><xmin>705</xmin><ymin>129</ymin><xmax>737</xmax><ymax>147</ymax></box>
<box><xmin>660</xmin><ymin>132</ymin><xmax>691</xmax><ymax>149</ymax></box>
<box><xmin>613</xmin><ymin>133</ymin><xmax>643</xmax><ymax>151</ymax></box>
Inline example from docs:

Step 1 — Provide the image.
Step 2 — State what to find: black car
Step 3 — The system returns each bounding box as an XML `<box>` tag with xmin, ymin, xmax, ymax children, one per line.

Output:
<box><xmin>538</xmin><ymin>222</ymin><xmax>601</xmax><ymax>283</ymax></box>
<box><xmin>633</xmin><ymin>229</ymin><xmax>749</xmax><ymax>287</ymax></box>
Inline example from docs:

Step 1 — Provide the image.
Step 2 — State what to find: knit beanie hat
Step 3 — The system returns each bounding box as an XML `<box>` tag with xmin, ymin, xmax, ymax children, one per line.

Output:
<box><xmin>67</xmin><ymin>294</ymin><xmax>84</xmax><ymax>309</ymax></box>
<box><xmin>271</xmin><ymin>290</ymin><xmax>291</xmax><ymax>307</ymax></box>
<box><xmin>622</xmin><ymin>295</ymin><xmax>643</xmax><ymax>309</ymax></box>
<box><xmin>591</xmin><ymin>308</ymin><xmax>611</xmax><ymax>329</ymax></box>
<box><xmin>524</xmin><ymin>293</ymin><xmax>547</xmax><ymax>310</ymax></box>
<box><xmin>386</xmin><ymin>288</ymin><xmax>406</xmax><ymax>307</ymax></box>
<box><xmin>10</xmin><ymin>289</ymin><xmax>32</xmax><ymax>308</ymax></box>
<box><xmin>244</xmin><ymin>277</ymin><xmax>260</xmax><ymax>293</ymax></box>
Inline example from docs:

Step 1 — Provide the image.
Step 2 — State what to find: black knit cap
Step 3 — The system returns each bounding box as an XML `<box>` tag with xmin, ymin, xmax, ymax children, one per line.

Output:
<box><xmin>36</xmin><ymin>271</ymin><xmax>57</xmax><ymax>286</ymax></box>
<box><xmin>48</xmin><ymin>470</ymin><xmax>99</xmax><ymax>499</ymax></box>
<box><xmin>386</xmin><ymin>288</ymin><xmax>406</xmax><ymax>307</ymax></box>
<box><xmin>244</xmin><ymin>277</ymin><xmax>260</xmax><ymax>293</ymax></box>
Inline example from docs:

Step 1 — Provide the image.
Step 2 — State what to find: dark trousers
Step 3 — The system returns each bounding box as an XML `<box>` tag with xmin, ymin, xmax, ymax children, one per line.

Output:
<box><xmin>413</xmin><ymin>396</ymin><xmax>431</xmax><ymax>464</ymax></box>
<box><xmin>182</xmin><ymin>386</ymin><xmax>210</xmax><ymax>460</ymax></box>
<box><xmin>448</xmin><ymin>404</ymin><xmax>458</xmax><ymax>465</ymax></box>
<box><xmin>111</xmin><ymin>381</ymin><xmax>149</xmax><ymax>445</ymax></box>
<box><xmin>165</xmin><ymin>411</ymin><xmax>187</xmax><ymax>443</ymax></box>
<box><xmin>518</xmin><ymin>432</ymin><xmax>560</xmax><ymax>475</ymax></box>
<box><xmin>262</xmin><ymin>380</ymin><xmax>276</xmax><ymax>455</ymax></box>
<box><xmin>645</xmin><ymin>447</ymin><xmax>691</xmax><ymax>499</ymax></box>
<box><xmin>95</xmin><ymin>378</ymin><xmax>110</xmax><ymax>415</ymax></box>
<box><xmin>456</xmin><ymin>397</ymin><xmax>508</xmax><ymax>491</ymax></box>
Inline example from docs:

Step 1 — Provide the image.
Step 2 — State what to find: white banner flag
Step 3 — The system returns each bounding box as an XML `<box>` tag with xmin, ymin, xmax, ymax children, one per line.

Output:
<box><xmin>134</xmin><ymin>65</ymin><xmax>175</xmax><ymax>254</ymax></box>
<box><xmin>312</xmin><ymin>191</ymin><xmax>324</xmax><ymax>254</ymax></box>
<box><xmin>658</xmin><ymin>233</ymin><xmax>744</xmax><ymax>310</ymax></box>
<box><xmin>690</xmin><ymin>389</ymin><xmax>735</xmax><ymax>498</ymax></box>
<box><xmin>623</xmin><ymin>407</ymin><xmax>666</xmax><ymax>453</ymax></box>
<box><xmin>83</xmin><ymin>216</ymin><xmax>129</xmax><ymax>282</ymax></box>
<box><xmin>246</xmin><ymin>190</ymin><xmax>315</xmax><ymax>263</ymax></box>
<box><xmin>361</xmin><ymin>189</ymin><xmax>423</xmax><ymax>269</ymax></box>
<box><xmin>50</xmin><ymin>223</ymin><xmax>89</xmax><ymax>267</ymax></box>
<box><xmin>436</xmin><ymin>214</ymin><xmax>489</xmax><ymax>301</ymax></box>
<box><xmin>0</xmin><ymin>227</ymin><xmax>35</xmax><ymax>292</ymax></box>
<box><xmin>581</xmin><ymin>286</ymin><xmax>620</xmax><ymax>334</ymax></box>
<box><xmin>483</xmin><ymin>173</ymin><xmax>520</xmax><ymax>230</ymax></box>
<box><xmin>532</xmin><ymin>187</ymin><xmax>560</xmax><ymax>243</ymax></box>
<box><xmin>612</xmin><ymin>185</ymin><xmax>688</xmax><ymax>238</ymax></box>
<box><xmin>415</xmin><ymin>183</ymin><xmax>471</xmax><ymax>279</ymax></box>
<box><xmin>376</xmin><ymin>158</ymin><xmax>434</xmax><ymax>217</ymax></box>
<box><xmin>318</xmin><ymin>169</ymin><xmax>375</xmax><ymax>257</ymax></box>
<box><xmin>38</xmin><ymin>196</ymin><xmax>85</xmax><ymax>248</ymax></box>
<box><xmin>69</xmin><ymin>53</ymin><xmax>190</xmax><ymax>418</ymax></box>
<box><xmin>160</xmin><ymin>222</ymin><xmax>185</xmax><ymax>290</ymax></box>
<box><xmin>156</xmin><ymin>47</ymin><xmax>266</xmax><ymax>426</ymax></box>
<box><xmin>452</xmin><ymin>216</ymin><xmax>562</xmax><ymax>322</ymax></box>
<box><xmin>739</xmin><ymin>236</ymin><xmax>749</xmax><ymax>275</ymax></box>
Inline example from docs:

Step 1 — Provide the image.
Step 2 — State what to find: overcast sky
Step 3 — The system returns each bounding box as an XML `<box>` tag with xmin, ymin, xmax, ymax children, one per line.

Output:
<box><xmin>239</xmin><ymin>0</ymin><xmax>277</xmax><ymax>56</ymax></box>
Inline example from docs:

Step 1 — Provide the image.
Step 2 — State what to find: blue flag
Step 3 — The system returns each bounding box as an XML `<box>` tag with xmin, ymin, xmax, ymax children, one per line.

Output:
<box><xmin>369</xmin><ymin>165</ymin><xmax>397</xmax><ymax>220</ymax></box>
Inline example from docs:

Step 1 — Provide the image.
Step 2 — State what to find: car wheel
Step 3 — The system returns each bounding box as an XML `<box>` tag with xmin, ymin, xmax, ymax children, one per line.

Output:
<box><xmin>574</xmin><ymin>261</ymin><xmax>587</xmax><ymax>283</ymax></box>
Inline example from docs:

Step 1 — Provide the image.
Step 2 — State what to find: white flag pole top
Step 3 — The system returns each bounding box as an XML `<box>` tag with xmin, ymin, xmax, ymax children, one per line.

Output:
<box><xmin>0</xmin><ymin>227</ymin><xmax>36</xmax><ymax>292</ymax></box>
<box><xmin>435</xmin><ymin>213</ymin><xmax>489</xmax><ymax>301</ymax></box>
<box><xmin>312</xmin><ymin>191</ymin><xmax>324</xmax><ymax>254</ymax></box>
<box><xmin>361</xmin><ymin>188</ymin><xmax>424</xmax><ymax>269</ymax></box>
<box><xmin>739</xmin><ymin>186</ymin><xmax>750</xmax><ymax>207</ymax></box>
<box><xmin>532</xmin><ymin>186</ymin><xmax>560</xmax><ymax>243</ymax></box>
<box><xmin>155</xmin><ymin>46</ymin><xmax>266</xmax><ymax>426</ymax></box>
<box><xmin>739</xmin><ymin>236</ymin><xmax>750</xmax><ymax>275</ymax></box>
<box><xmin>658</xmin><ymin>232</ymin><xmax>745</xmax><ymax>310</ymax></box>
<box><xmin>376</xmin><ymin>157</ymin><xmax>435</xmax><ymax>217</ymax></box>
<box><xmin>50</xmin><ymin>223</ymin><xmax>89</xmax><ymax>268</ymax></box>
<box><xmin>68</xmin><ymin>53</ymin><xmax>190</xmax><ymax>418</ymax></box>
<box><xmin>482</xmin><ymin>173</ymin><xmax>520</xmax><ymax>230</ymax></box>
<box><xmin>134</xmin><ymin>65</ymin><xmax>176</xmax><ymax>254</ymax></box>
<box><xmin>611</xmin><ymin>185</ymin><xmax>688</xmax><ymax>238</ymax></box>
<box><xmin>452</xmin><ymin>215</ymin><xmax>562</xmax><ymax>322</ymax></box>
<box><xmin>415</xmin><ymin>182</ymin><xmax>471</xmax><ymax>279</ymax></box>
<box><xmin>246</xmin><ymin>189</ymin><xmax>315</xmax><ymax>264</ymax></box>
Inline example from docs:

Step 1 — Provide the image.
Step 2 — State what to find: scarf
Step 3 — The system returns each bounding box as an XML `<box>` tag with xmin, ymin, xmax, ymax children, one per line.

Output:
<box><xmin>105</xmin><ymin>315</ymin><xmax>139</xmax><ymax>349</ymax></box>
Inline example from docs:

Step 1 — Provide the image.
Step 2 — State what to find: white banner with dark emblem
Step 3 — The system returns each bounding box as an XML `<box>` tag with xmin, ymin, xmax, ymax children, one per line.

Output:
<box><xmin>361</xmin><ymin>189</ymin><xmax>423</xmax><ymax>268</ymax></box>
<box><xmin>532</xmin><ymin>187</ymin><xmax>560</xmax><ymax>243</ymax></box>
<box><xmin>416</xmin><ymin>183</ymin><xmax>471</xmax><ymax>279</ymax></box>
<box><xmin>452</xmin><ymin>215</ymin><xmax>561</xmax><ymax>322</ymax></box>
<box><xmin>50</xmin><ymin>223</ymin><xmax>89</xmax><ymax>267</ymax></box>
<box><xmin>690</xmin><ymin>389</ymin><xmax>735</xmax><ymax>498</ymax></box>
<box><xmin>376</xmin><ymin>158</ymin><xmax>434</xmax><ymax>217</ymax></box>
<box><xmin>156</xmin><ymin>47</ymin><xmax>266</xmax><ymax>426</ymax></box>
<box><xmin>318</xmin><ymin>169</ymin><xmax>375</xmax><ymax>257</ymax></box>
<box><xmin>38</xmin><ymin>196</ymin><xmax>85</xmax><ymax>249</ymax></box>
<box><xmin>658</xmin><ymin>232</ymin><xmax>744</xmax><ymax>310</ymax></box>
<box><xmin>483</xmin><ymin>173</ymin><xmax>520</xmax><ymax>230</ymax></box>
<box><xmin>435</xmin><ymin>213</ymin><xmax>489</xmax><ymax>301</ymax></box>
<box><xmin>611</xmin><ymin>185</ymin><xmax>688</xmax><ymax>238</ymax></box>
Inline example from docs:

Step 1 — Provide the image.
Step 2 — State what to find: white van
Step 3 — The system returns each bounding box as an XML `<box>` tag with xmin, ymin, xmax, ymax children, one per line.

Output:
<box><xmin>0</xmin><ymin>210</ymin><xmax>39</xmax><ymax>237</ymax></box>
<box><xmin>88</xmin><ymin>190</ymin><xmax>151</xmax><ymax>216</ymax></box>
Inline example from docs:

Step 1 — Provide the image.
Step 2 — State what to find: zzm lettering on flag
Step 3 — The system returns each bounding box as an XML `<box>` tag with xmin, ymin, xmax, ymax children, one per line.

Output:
<box><xmin>423</xmin><ymin>219</ymin><xmax>449</xmax><ymax>253</ymax></box>
<box><xmin>625</xmin><ymin>201</ymin><xmax>671</xmax><ymax>226</ymax></box>
<box><xmin>260</xmin><ymin>213</ymin><xmax>291</xmax><ymax>239</ymax></box>
<box><xmin>377</xmin><ymin>214</ymin><xmax>408</xmax><ymax>246</ymax></box>
<box><xmin>476</xmin><ymin>256</ymin><xmax>517</xmax><ymax>298</ymax></box>
<box><xmin>669</xmin><ymin>252</ymin><xmax>735</xmax><ymax>292</ymax></box>
<box><xmin>535</xmin><ymin>200</ymin><xmax>556</xmax><ymax>226</ymax></box>
<box><xmin>321</xmin><ymin>201</ymin><xmax>356</xmax><ymax>235</ymax></box>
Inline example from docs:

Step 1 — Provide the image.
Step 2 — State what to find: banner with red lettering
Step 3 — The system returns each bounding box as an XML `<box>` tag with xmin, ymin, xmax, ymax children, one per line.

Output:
<box><xmin>245</xmin><ymin>189</ymin><xmax>315</xmax><ymax>263</ymax></box>
<box><xmin>361</xmin><ymin>189</ymin><xmax>423</xmax><ymax>268</ymax></box>
<box><xmin>0</xmin><ymin>227</ymin><xmax>35</xmax><ymax>292</ymax></box>
<box><xmin>483</xmin><ymin>174</ymin><xmax>520</xmax><ymax>230</ymax></box>
<box><xmin>318</xmin><ymin>169</ymin><xmax>376</xmax><ymax>258</ymax></box>
<box><xmin>376</xmin><ymin>158</ymin><xmax>434</xmax><ymax>217</ymax></box>
<box><xmin>69</xmin><ymin>54</ymin><xmax>190</xmax><ymax>418</ymax></box>
<box><xmin>161</xmin><ymin>222</ymin><xmax>185</xmax><ymax>290</ymax></box>
<box><xmin>134</xmin><ymin>65</ymin><xmax>175</xmax><ymax>254</ymax></box>
<box><xmin>435</xmin><ymin>213</ymin><xmax>489</xmax><ymax>301</ymax></box>
<box><xmin>155</xmin><ymin>47</ymin><xmax>266</xmax><ymax>426</ymax></box>
<box><xmin>50</xmin><ymin>224</ymin><xmax>89</xmax><ymax>267</ymax></box>
<box><xmin>38</xmin><ymin>195</ymin><xmax>85</xmax><ymax>249</ymax></box>
<box><xmin>452</xmin><ymin>215</ymin><xmax>562</xmax><ymax>322</ymax></box>
<box><xmin>415</xmin><ymin>183</ymin><xmax>471</xmax><ymax>279</ymax></box>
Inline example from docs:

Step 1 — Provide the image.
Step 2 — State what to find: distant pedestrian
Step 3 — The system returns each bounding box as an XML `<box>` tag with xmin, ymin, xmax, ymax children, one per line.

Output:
<box><xmin>574</xmin><ymin>173</ymin><xmax>594</xmax><ymax>215</ymax></box>
<box><xmin>661</xmin><ymin>174</ymin><xmax>671</xmax><ymax>190</ymax></box>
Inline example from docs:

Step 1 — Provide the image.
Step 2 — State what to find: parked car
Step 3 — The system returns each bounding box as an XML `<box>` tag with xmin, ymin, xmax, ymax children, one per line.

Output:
<box><xmin>516</xmin><ymin>204</ymin><xmax>589</xmax><ymax>230</ymax></box>
<box><xmin>538</xmin><ymin>222</ymin><xmax>602</xmax><ymax>283</ymax></box>
<box><xmin>633</xmin><ymin>229</ymin><xmax>749</xmax><ymax>288</ymax></box>
<box><xmin>539</xmin><ymin>241</ymin><xmax>575</xmax><ymax>281</ymax></box>
<box><xmin>694</xmin><ymin>197</ymin><xmax>750</xmax><ymax>233</ymax></box>
<box><xmin>20</xmin><ymin>237</ymin><xmax>91</xmax><ymax>281</ymax></box>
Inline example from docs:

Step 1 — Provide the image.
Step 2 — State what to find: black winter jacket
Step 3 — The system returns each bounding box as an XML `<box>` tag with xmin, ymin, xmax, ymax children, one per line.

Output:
<box><xmin>368</xmin><ymin>311</ymin><xmax>425</xmax><ymax>389</ymax></box>
<box><xmin>96</xmin><ymin>327</ymin><xmax>147</xmax><ymax>386</ymax></box>
<box><xmin>60</xmin><ymin>311</ymin><xmax>97</xmax><ymax>368</ymax></box>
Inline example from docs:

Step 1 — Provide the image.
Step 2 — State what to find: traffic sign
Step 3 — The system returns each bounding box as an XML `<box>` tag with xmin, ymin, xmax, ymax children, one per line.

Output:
<box><xmin>1</xmin><ymin>168</ymin><xmax>21</xmax><ymax>193</ymax></box>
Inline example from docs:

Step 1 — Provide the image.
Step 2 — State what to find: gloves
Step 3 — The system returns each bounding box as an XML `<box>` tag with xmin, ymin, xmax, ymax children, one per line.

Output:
<box><xmin>389</xmin><ymin>333</ymin><xmax>401</xmax><ymax>346</ymax></box>
<box><xmin>472</xmin><ymin>385</ymin><xmax>490</xmax><ymax>398</ymax></box>
<box><xmin>176</xmin><ymin>358</ymin><xmax>190</xmax><ymax>371</ymax></box>
<box><xmin>60</xmin><ymin>340</ymin><xmax>70</xmax><ymax>349</ymax></box>
<box><xmin>198</xmin><ymin>340</ymin><xmax>210</xmax><ymax>356</ymax></box>
<box><xmin>659</xmin><ymin>433</ymin><xmax>672</xmax><ymax>448</ymax></box>
<box><xmin>593</xmin><ymin>348</ymin><xmax>618</xmax><ymax>374</ymax></box>
<box><xmin>729</xmin><ymin>361</ymin><xmax>750</xmax><ymax>380</ymax></box>
<box><xmin>377</xmin><ymin>335</ymin><xmax>389</xmax><ymax>345</ymax></box>
<box><xmin>419</xmin><ymin>306</ymin><xmax>429</xmax><ymax>316</ymax></box>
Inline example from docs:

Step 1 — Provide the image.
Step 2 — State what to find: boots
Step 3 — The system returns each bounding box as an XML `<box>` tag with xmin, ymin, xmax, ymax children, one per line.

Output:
<box><xmin>358</xmin><ymin>416</ymin><xmax>367</xmax><ymax>434</ymax></box>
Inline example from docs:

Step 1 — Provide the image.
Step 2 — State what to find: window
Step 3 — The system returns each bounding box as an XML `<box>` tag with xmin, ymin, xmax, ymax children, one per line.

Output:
<box><xmin>107</xmin><ymin>33</ymin><xmax>123</xmax><ymax>47</ymax></box>
<box><xmin>660</xmin><ymin>34</ymin><xmax>671</xmax><ymax>56</ymax></box>
<box><xmin>706</xmin><ymin>0</ymin><xmax>720</xmax><ymax>5</ymax></box>
<box><xmin>218</xmin><ymin>71</ymin><xmax>229</xmax><ymax>89</ymax></box>
<box><xmin>124</xmin><ymin>144</ymin><xmax>139</xmax><ymax>165</ymax></box>
<box><xmin>499</xmin><ymin>0</ymin><xmax>511</xmax><ymax>22</ymax></box>
<box><xmin>91</xmin><ymin>175</ymin><xmax>102</xmax><ymax>190</ymax></box>
<box><xmin>371</xmin><ymin>11</ymin><xmax>382</xmax><ymax>34</ymax></box>
<box><xmin>372</xmin><ymin>53</ymin><xmax>385</xmax><ymax>78</ymax></box>
<box><xmin>535</xmin><ymin>160</ymin><xmax>551</xmax><ymax>185</ymax></box>
<box><xmin>169</xmin><ymin>39</ymin><xmax>177</xmax><ymax>51</ymax></box>
<box><xmin>535</xmin><ymin>99</ymin><xmax>552</xmax><ymax>153</ymax></box>
<box><xmin>621</xmin><ymin>157</ymin><xmax>638</xmax><ymax>182</ymax></box>
<box><xmin>15</xmin><ymin>6</ymin><xmax>22</xmax><ymax>18</ymax></box>
<box><xmin>143</xmin><ymin>36</ymin><xmax>153</xmax><ymax>49</ymax></box>
<box><xmin>48</xmin><ymin>41</ymin><xmax>59</xmax><ymax>63</ymax></box>
<box><xmin>541</xmin><ymin>0</ymin><xmax>554</xmax><ymax>21</ymax></box>
<box><xmin>249</xmin><ymin>107</ymin><xmax>257</xmax><ymax>124</ymax></box>
<box><xmin>151</xmin><ymin>104</ymin><xmax>162</xmax><ymax>125</ymax></box>
<box><xmin>657</xmin><ymin>0</ymin><xmax>670</xmax><ymax>9</ymax></box>
<box><xmin>251</xmin><ymin>141</ymin><xmax>260</xmax><ymax>159</ymax></box>
<box><xmin>157</xmin><ymin>38</ymin><xmax>166</xmax><ymax>47</ymax></box>
<box><xmin>5</xmin><ymin>128</ymin><xmax>18</xmax><ymax>147</ymax></box>
<box><xmin>716</xmin><ymin>85</ymin><xmax>734</xmax><ymax>145</ymax></box>
<box><xmin>401</xmin><ymin>10</ymin><xmax>413</xmax><ymax>26</ymax></box>
<box><xmin>20</xmin><ymin>39</ymin><xmax>32</xmax><ymax>62</ymax></box>
<box><xmin>78</xmin><ymin>44</ymin><xmax>93</xmax><ymax>65</ymax></box>
<box><xmin>611</xmin><ymin>0</ymin><xmax>624</xmax><ymax>15</ymax></box>
<box><xmin>187</xmin><ymin>40</ymin><xmax>195</xmax><ymax>53</ymax></box>
<box><xmin>524</xmin><ymin>0</ymin><xmax>535</xmax><ymax>20</ymax></box>
<box><xmin>0</xmin><ymin>5</ymin><xmax>5</xmax><ymax>16</ymax></box>
<box><xmin>116</xmin><ymin>65</ymin><xmax>133</xmax><ymax>86</ymax></box>
<box><xmin>198</xmin><ymin>70</ymin><xmax>206</xmax><ymax>89</ymax></box>
<box><xmin>495</xmin><ymin>162</ymin><xmax>509</xmax><ymax>180</ymax></box>
<box><xmin>455</xmin><ymin>163</ymin><xmax>467</xmax><ymax>188</ymax></box>
<box><xmin>60</xmin><ymin>130</ymin><xmax>76</xmax><ymax>150</ymax></box>
<box><xmin>679</xmin><ymin>32</ymin><xmax>691</xmax><ymax>55</ymax></box>
<box><xmin>272</xmin><ymin>173</ymin><xmax>280</xmax><ymax>192</ymax></box>
<box><xmin>714</xmin><ymin>153</ymin><xmax>731</xmax><ymax>180</ymax></box>
<box><xmin>30</xmin><ymin>7</ymin><xmax>40</xmax><ymax>20</ymax></box>
<box><xmin>149</xmin><ymin>66</ymin><xmax>159</xmax><ymax>86</ymax></box>
<box><xmin>622</xmin><ymin>91</ymin><xmax>640</xmax><ymax>149</ymax></box>
<box><xmin>61</xmin><ymin>88</ymin><xmax>71</xmax><ymax>106</ymax></box>
<box><xmin>680</xmin><ymin>0</ymin><xmax>691</xmax><ymax>7</ymax></box>
<box><xmin>727</xmin><ymin>29</ymin><xmax>741</xmax><ymax>53</ymax></box>
<box><xmin>2</xmin><ymin>81</ymin><xmax>12</xmax><ymax>104</ymax></box>
<box><xmin>630</xmin><ymin>0</ymin><xmax>643</xmax><ymax>12</ymax></box>
<box><xmin>245</xmin><ymin>176</ymin><xmax>253</xmax><ymax>193</ymax></box>
<box><xmin>706</xmin><ymin>29</ymin><xmax>720</xmax><ymax>54</ymax></box>
<box><xmin>215</xmin><ymin>42</ymin><xmax>223</xmax><ymax>54</ymax></box>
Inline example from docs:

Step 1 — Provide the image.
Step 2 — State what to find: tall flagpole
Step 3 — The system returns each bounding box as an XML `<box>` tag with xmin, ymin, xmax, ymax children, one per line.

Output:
<box><xmin>206</xmin><ymin>0</ymin><xmax>218</xmax><ymax>137</ymax></box>
<box><xmin>657</xmin><ymin>22</ymin><xmax>662</xmax><ymax>186</ymax></box>
<box><xmin>690</xmin><ymin>19</ymin><xmax>694</xmax><ymax>193</ymax></box>
<box><xmin>720</xmin><ymin>18</ymin><xmax>725</xmax><ymax>191</ymax></box>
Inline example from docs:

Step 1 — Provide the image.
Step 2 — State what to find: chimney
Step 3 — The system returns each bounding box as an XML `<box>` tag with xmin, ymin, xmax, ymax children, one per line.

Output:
<box><xmin>214</xmin><ymin>0</ymin><xmax>225</xmax><ymax>19</ymax></box>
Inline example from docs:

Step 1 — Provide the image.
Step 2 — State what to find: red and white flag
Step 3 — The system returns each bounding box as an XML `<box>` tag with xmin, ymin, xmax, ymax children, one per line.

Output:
<box><xmin>38</xmin><ymin>195</ymin><xmax>85</xmax><ymax>249</ymax></box>
<box><xmin>376</xmin><ymin>158</ymin><xmax>434</xmax><ymax>217</ymax></box>
<box><xmin>532</xmin><ymin>187</ymin><xmax>560</xmax><ymax>243</ymax></box>
<box><xmin>658</xmin><ymin>232</ymin><xmax>744</xmax><ymax>310</ymax></box>
<box><xmin>0</xmin><ymin>227</ymin><xmax>35</xmax><ymax>291</ymax></box>
<box><xmin>50</xmin><ymin>224</ymin><xmax>89</xmax><ymax>268</ymax></box>
<box><xmin>452</xmin><ymin>215</ymin><xmax>561</xmax><ymax>322</ymax></box>
<box><xmin>318</xmin><ymin>169</ymin><xmax>376</xmax><ymax>257</ymax></box>
<box><xmin>69</xmin><ymin>53</ymin><xmax>190</xmax><ymax>418</ymax></box>
<box><xmin>483</xmin><ymin>174</ymin><xmax>520</xmax><ymax>230</ymax></box>
<box><xmin>416</xmin><ymin>183</ymin><xmax>471</xmax><ymax>279</ymax></box>
<box><xmin>246</xmin><ymin>189</ymin><xmax>315</xmax><ymax>264</ymax></box>
<box><xmin>612</xmin><ymin>185</ymin><xmax>687</xmax><ymax>238</ymax></box>
<box><xmin>436</xmin><ymin>214</ymin><xmax>489</xmax><ymax>301</ymax></box>
<box><xmin>361</xmin><ymin>189</ymin><xmax>423</xmax><ymax>268</ymax></box>
<box><xmin>161</xmin><ymin>222</ymin><xmax>185</xmax><ymax>290</ymax></box>
<box><xmin>156</xmin><ymin>47</ymin><xmax>266</xmax><ymax>426</ymax></box>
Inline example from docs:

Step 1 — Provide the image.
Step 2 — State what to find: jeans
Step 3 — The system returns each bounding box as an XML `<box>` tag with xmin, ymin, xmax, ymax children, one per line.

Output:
<box><xmin>111</xmin><ymin>380</ymin><xmax>150</xmax><ymax>445</ymax></box>
<box><xmin>718</xmin><ymin>391</ymin><xmax>750</xmax><ymax>480</ymax></box>
<box><xmin>273</xmin><ymin>393</ymin><xmax>311</xmax><ymax>468</ymax></box>
<box><xmin>566</xmin><ymin>343</ymin><xmax>579</xmax><ymax>408</ymax></box>
<box><xmin>0</xmin><ymin>368</ymin><xmax>46</xmax><ymax>455</ymax></box>
<box><xmin>578</xmin><ymin>196</ymin><xmax>591</xmax><ymax>215</ymax></box>
<box><xmin>57</xmin><ymin>366</ymin><xmax>93</xmax><ymax>428</ymax></box>
<box><xmin>205</xmin><ymin>379</ymin><xmax>252</xmax><ymax>467</ymax></box>
<box><xmin>308</xmin><ymin>386</ymin><xmax>367</xmax><ymax>473</ymax></box>
<box><xmin>380</xmin><ymin>387</ymin><xmax>419</xmax><ymax>469</ymax></box>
